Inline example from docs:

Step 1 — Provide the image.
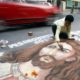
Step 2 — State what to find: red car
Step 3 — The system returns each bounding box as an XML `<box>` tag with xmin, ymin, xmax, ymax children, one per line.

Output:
<box><xmin>0</xmin><ymin>0</ymin><xmax>61</xmax><ymax>25</ymax></box>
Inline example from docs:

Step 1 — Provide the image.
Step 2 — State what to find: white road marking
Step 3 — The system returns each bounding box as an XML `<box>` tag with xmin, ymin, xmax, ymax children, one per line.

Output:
<box><xmin>8</xmin><ymin>34</ymin><xmax>53</xmax><ymax>49</ymax></box>
<box><xmin>1</xmin><ymin>31</ymin><xmax>80</xmax><ymax>49</ymax></box>
<box><xmin>0</xmin><ymin>52</ymin><xmax>4</xmax><ymax>57</ymax></box>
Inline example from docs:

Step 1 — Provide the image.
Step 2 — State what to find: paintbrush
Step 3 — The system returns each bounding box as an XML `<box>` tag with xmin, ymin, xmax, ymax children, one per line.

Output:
<box><xmin>56</xmin><ymin>41</ymin><xmax>64</xmax><ymax>51</ymax></box>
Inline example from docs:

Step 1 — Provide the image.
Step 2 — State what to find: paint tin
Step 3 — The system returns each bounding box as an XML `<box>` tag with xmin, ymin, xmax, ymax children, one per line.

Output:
<box><xmin>28</xmin><ymin>32</ymin><xmax>33</xmax><ymax>36</ymax></box>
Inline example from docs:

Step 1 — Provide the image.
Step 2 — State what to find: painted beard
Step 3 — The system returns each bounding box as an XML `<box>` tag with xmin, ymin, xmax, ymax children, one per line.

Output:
<box><xmin>32</xmin><ymin>42</ymin><xmax>76</xmax><ymax>69</ymax></box>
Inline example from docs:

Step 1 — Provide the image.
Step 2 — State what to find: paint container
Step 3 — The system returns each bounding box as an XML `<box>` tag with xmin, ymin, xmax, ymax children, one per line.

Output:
<box><xmin>28</xmin><ymin>32</ymin><xmax>33</xmax><ymax>36</ymax></box>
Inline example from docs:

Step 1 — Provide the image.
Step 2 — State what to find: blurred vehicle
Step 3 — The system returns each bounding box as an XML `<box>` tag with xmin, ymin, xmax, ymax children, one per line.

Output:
<box><xmin>0</xmin><ymin>0</ymin><xmax>61</xmax><ymax>26</ymax></box>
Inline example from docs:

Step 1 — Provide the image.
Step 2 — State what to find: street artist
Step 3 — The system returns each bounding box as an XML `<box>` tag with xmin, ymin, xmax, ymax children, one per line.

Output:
<box><xmin>52</xmin><ymin>15</ymin><xmax>74</xmax><ymax>50</ymax></box>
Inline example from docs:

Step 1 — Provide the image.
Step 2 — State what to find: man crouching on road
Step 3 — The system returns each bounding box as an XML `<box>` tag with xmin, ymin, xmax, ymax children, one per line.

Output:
<box><xmin>52</xmin><ymin>14</ymin><xmax>74</xmax><ymax>42</ymax></box>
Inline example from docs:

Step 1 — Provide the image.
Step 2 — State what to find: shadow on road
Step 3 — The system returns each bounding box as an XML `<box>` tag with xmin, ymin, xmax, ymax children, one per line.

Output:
<box><xmin>0</xmin><ymin>22</ymin><xmax>51</xmax><ymax>32</ymax></box>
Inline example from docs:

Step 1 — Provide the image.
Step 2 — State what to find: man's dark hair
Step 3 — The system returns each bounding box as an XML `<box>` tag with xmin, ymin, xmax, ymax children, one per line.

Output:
<box><xmin>65</xmin><ymin>15</ymin><xmax>74</xmax><ymax>22</ymax></box>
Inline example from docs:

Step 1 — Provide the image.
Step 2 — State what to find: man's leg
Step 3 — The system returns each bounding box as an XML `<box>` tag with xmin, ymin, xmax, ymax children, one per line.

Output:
<box><xmin>52</xmin><ymin>24</ymin><xmax>57</xmax><ymax>37</ymax></box>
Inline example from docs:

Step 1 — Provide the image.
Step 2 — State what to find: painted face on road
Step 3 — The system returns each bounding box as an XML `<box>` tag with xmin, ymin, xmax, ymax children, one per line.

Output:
<box><xmin>32</xmin><ymin>42</ymin><xmax>76</xmax><ymax>69</ymax></box>
<box><xmin>0</xmin><ymin>40</ymin><xmax>80</xmax><ymax>80</ymax></box>
<box><xmin>39</xmin><ymin>42</ymin><xmax>75</xmax><ymax>61</ymax></box>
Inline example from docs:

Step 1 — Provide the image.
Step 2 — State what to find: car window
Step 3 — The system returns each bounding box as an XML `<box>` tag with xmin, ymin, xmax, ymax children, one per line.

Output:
<box><xmin>0</xmin><ymin>0</ymin><xmax>52</xmax><ymax>6</ymax></box>
<box><xmin>0</xmin><ymin>0</ymin><xmax>47</xmax><ymax>3</ymax></box>
<box><xmin>0</xmin><ymin>0</ymin><xmax>19</xmax><ymax>2</ymax></box>
<box><xmin>0</xmin><ymin>0</ymin><xmax>24</xmax><ymax>2</ymax></box>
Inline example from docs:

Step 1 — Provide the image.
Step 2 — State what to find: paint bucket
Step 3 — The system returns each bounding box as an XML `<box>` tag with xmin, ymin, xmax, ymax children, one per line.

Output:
<box><xmin>28</xmin><ymin>32</ymin><xmax>33</xmax><ymax>36</ymax></box>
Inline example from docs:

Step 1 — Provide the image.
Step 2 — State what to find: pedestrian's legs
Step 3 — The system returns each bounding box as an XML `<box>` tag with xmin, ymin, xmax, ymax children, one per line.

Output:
<box><xmin>62</xmin><ymin>1</ymin><xmax>66</xmax><ymax>11</ymax></box>
<box><xmin>52</xmin><ymin>24</ymin><xmax>57</xmax><ymax>37</ymax></box>
<box><xmin>57</xmin><ymin>0</ymin><xmax>61</xmax><ymax>8</ymax></box>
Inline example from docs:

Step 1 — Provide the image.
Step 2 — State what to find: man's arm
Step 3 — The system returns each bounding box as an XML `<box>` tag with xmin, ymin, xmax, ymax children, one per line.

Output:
<box><xmin>68</xmin><ymin>26</ymin><xmax>71</xmax><ymax>38</ymax></box>
<box><xmin>55</xmin><ymin>25</ymin><xmax>61</xmax><ymax>42</ymax></box>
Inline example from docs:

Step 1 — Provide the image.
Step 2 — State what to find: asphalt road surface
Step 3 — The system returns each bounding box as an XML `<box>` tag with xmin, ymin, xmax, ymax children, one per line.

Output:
<box><xmin>0</xmin><ymin>13</ymin><xmax>80</xmax><ymax>52</ymax></box>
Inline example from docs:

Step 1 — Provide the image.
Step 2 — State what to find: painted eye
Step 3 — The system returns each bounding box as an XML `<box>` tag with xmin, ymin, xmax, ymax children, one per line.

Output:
<box><xmin>63</xmin><ymin>48</ymin><xmax>70</xmax><ymax>53</ymax></box>
<box><xmin>48</xmin><ymin>45</ymin><xmax>56</xmax><ymax>49</ymax></box>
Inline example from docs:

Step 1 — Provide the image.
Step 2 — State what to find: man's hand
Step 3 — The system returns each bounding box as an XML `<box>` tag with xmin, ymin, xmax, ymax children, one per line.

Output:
<box><xmin>68</xmin><ymin>38</ymin><xmax>75</xmax><ymax>40</ymax></box>
<box><xmin>56</xmin><ymin>41</ymin><xmax>64</xmax><ymax>51</ymax></box>
<box><xmin>58</xmin><ymin>44</ymin><xmax>64</xmax><ymax>51</ymax></box>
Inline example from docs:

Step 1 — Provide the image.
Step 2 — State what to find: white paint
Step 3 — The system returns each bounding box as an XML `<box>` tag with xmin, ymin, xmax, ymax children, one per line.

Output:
<box><xmin>8</xmin><ymin>34</ymin><xmax>52</xmax><ymax>49</ymax></box>
<box><xmin>2</xmin><ymin>31</ymin><xmax>80</xmax><ymax>49</ymax></box>
<box><xmin>0</xmin><ymin>52</ymin><xmax>4</xmax><ymax>57</ymax></box>
<box><xmin>0</xmin><ymin>63</ymin><xmax>11</xmax><ymax>78</ymax></box>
